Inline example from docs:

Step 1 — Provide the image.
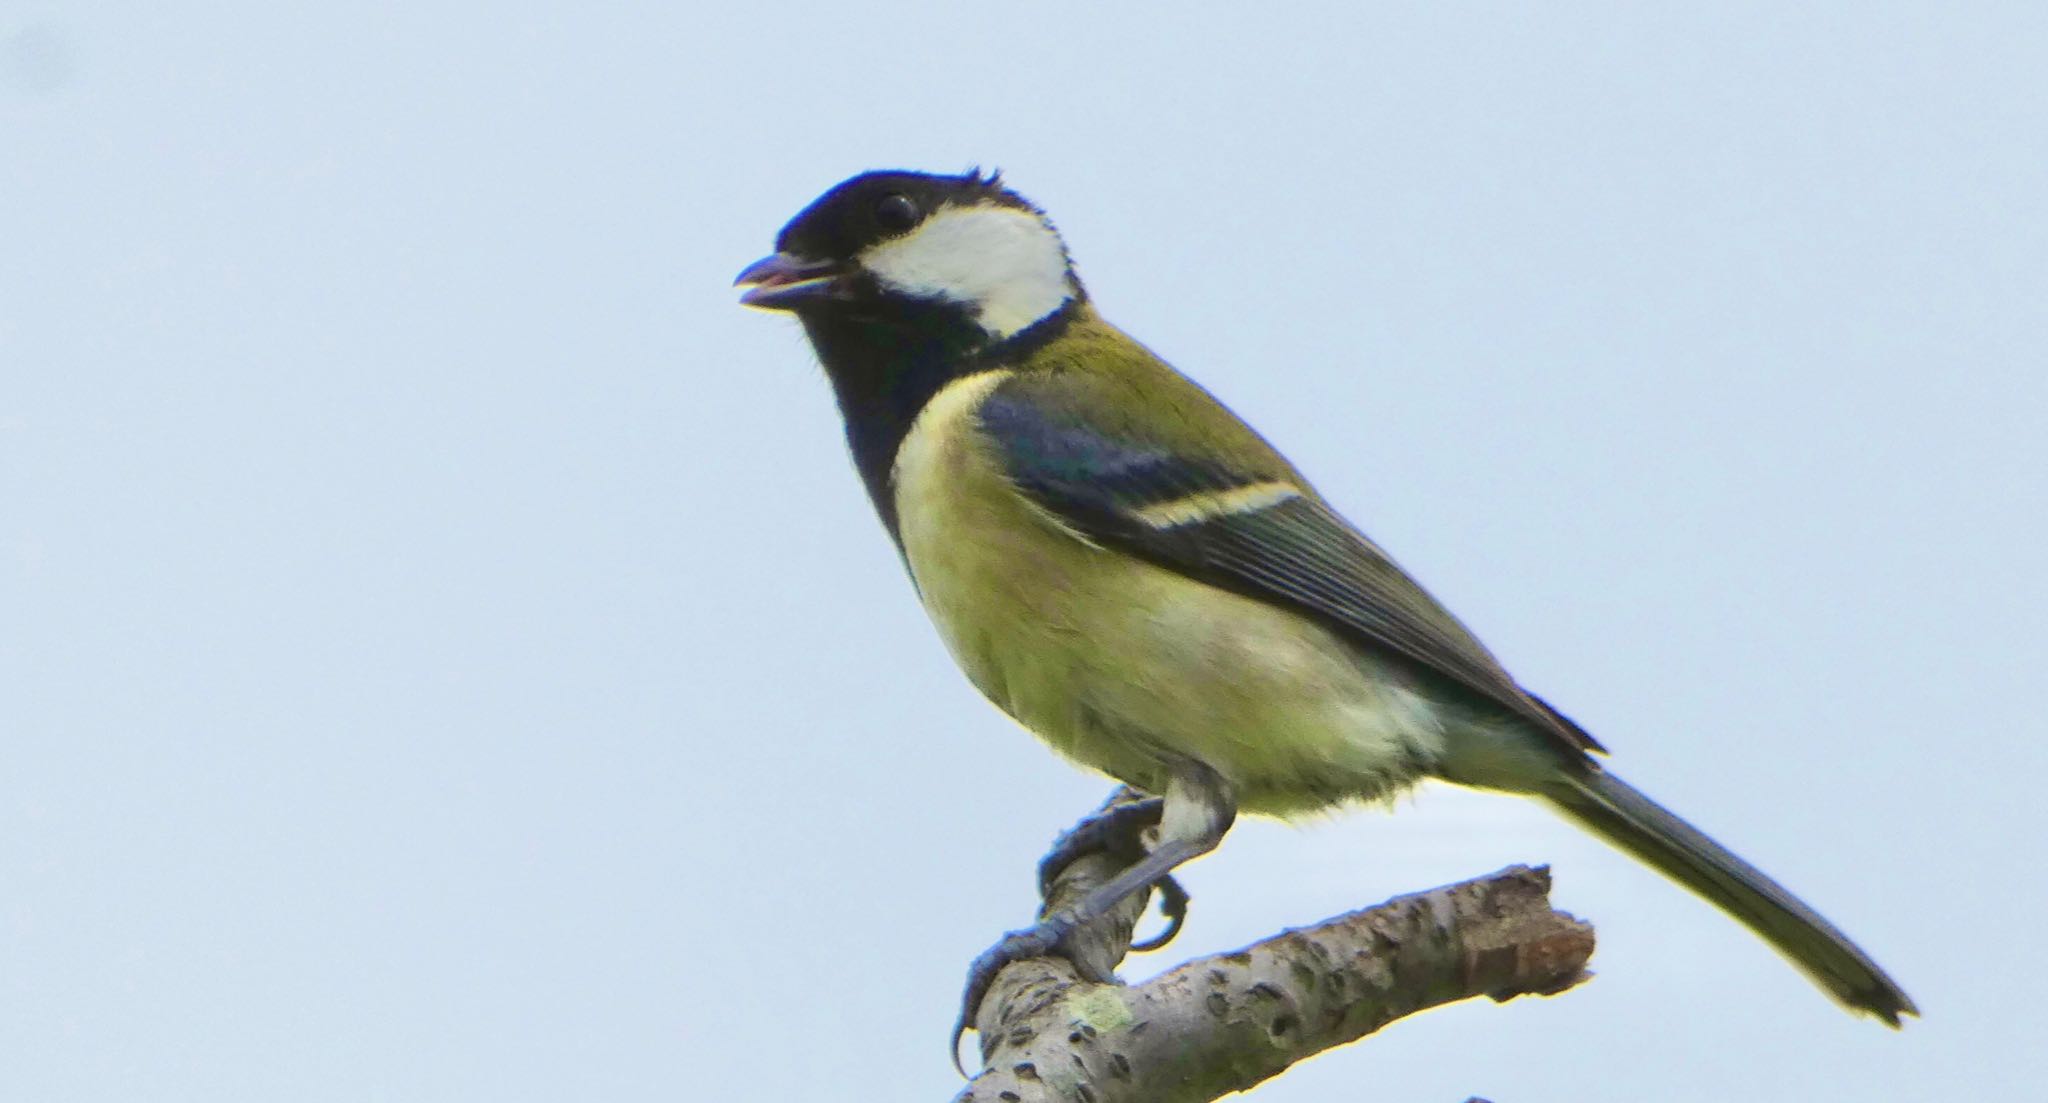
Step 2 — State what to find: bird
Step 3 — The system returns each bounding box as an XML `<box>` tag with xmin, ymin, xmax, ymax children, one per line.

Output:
<box><xmin>734</xmin><ymin>167</ymin><xmax>1916</xmax><ymax>1049</ymax></box>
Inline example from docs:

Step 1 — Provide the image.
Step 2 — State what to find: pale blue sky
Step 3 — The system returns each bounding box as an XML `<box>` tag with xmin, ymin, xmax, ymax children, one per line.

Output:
<box><xmin>4</xmin><ymin>4</ymin><xmax>2042</xmax><ymax>1100</ymax></box>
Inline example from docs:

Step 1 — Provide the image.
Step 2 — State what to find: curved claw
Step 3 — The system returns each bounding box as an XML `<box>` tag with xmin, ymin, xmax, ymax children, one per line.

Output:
<box><xmin>1128</xmin><ymin>873</ymin><xmax>1190</xmax><ymax>953</ymax></box>
<box><xmin>950</xmin><ymin>915</ymin><xmax>1077</xmax><ymax>1077</ymax></box>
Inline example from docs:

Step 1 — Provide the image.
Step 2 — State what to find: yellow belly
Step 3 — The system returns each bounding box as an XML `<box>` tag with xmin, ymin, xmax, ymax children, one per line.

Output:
<box><xmin>890</xmin><ymin>372</ymin><xmax>1447</xmax><ymax>816</ymax></box>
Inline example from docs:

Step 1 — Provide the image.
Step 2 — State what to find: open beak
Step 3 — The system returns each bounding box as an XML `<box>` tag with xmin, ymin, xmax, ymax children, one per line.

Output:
<box><xmin>733</xmin><ymin>252</ymin><xmax>845</xmax><ymax>311</ymax></box>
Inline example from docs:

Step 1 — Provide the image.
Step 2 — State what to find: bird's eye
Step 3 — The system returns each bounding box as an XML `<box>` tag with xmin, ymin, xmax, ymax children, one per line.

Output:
<box><xmin>875</xmin><ymin>194</ymin><xmax>920</xmax><ymax>232</ymax></box>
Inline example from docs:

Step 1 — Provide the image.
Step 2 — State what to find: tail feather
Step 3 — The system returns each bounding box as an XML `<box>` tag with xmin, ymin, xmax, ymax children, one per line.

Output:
<box><xmin>1548</xmin><ymin>766</ymin><xmax>1917</xmax><ymax>1024</ymax></box>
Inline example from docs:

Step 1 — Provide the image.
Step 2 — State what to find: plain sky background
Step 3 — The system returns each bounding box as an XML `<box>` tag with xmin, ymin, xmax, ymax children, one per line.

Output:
<box><xmin>4</xmin><ymin>3</ymin><xmax>2043</xmax><ymax>1100</ymax></box>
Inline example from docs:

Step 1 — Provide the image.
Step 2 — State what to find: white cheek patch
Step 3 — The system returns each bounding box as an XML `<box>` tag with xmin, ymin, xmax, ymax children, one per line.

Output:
<box><xmin>863</xmin><ymin>204</ymin><xmax>1074</xmax><ymax>340</ymax></box>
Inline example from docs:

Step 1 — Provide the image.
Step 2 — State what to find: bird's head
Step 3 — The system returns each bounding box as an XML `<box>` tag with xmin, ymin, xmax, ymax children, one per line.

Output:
<box><xmin>735</xmin><ymin>169</ymin><xmax>1083</xmax><ymax>346</ymax></box>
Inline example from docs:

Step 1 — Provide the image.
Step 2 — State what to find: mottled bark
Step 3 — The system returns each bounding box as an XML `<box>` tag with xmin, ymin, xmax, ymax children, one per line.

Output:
<box><xmin>954</xmin><ymin>797</ymin><xmax>1594</xmax><ymax>1103</ymax></box>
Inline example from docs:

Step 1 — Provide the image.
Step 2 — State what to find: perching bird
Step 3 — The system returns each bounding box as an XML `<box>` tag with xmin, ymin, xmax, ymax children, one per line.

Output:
<box><xmin>735</xmin><ymin>168</ymin><xmax>1916</xmax><ymax>1044</ymax></box>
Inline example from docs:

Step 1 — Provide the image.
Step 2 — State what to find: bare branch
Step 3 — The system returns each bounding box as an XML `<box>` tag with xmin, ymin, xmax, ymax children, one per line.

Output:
<box><xmin>955</xmin><ymin>839</ymin><xmax>1593</xmax><ymax>1103</ymax></box>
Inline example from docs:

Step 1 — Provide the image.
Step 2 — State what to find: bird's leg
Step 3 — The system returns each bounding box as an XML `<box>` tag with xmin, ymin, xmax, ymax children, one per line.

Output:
<box><xmin>1035</xmin><ymin>790</ymin><xmax>1163</xmax><ymax>897</ymax></box>
<box><xmin>952</xmin><ymin>766</ymin><xmax>1236</xmax><ymax>1073</ymax></box>
<box><xmin>1036</xmin><ymin>790</ymin><xmax>1190</xmax><ymax>954</ymax></box>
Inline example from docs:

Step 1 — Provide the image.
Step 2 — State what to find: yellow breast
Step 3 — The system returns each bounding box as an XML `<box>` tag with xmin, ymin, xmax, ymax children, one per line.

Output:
<box><xmin>888</xmin><ymin>370</ymin><xmax>1446</xmax><ymax>815</ymax></box>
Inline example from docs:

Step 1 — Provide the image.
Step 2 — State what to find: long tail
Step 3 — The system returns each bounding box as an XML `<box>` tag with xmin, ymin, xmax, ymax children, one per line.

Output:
<box><xmin>1546</xmin><ymin>766</ymin><xmax>1917</xmax><ymax>1024</ymax></box>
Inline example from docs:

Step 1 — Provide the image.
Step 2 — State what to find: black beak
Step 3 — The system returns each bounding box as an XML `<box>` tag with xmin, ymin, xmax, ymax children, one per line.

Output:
<box><xmin>733</xmin><ymin>253</ymin><xmax>845</xmax><ymax>311</ymax></box>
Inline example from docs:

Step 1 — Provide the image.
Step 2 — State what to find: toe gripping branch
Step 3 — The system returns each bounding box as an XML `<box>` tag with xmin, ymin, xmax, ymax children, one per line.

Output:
<box><xmin>1038</xmin><ymin>795</ymin><xmax>1190</xmax><ymax>954</ymax></box>
<box><xmin>951</xmin><ymin>787</ymin><xmax>1190</xmax><ymax>1076</ymax></box>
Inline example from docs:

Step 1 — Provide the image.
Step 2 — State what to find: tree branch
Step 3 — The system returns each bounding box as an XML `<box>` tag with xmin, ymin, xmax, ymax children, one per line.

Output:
<box><xmin>955</xmin><ymin>799</ymin><xmax>1594</xmax><ymax>1103</ymax></box>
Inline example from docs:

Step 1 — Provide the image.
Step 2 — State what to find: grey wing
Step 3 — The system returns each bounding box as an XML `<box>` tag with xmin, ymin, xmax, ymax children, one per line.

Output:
<box><xmin>976</xmin><ymin>379</ymin><xmax>1603</xmax><ymax>759</ymax></box>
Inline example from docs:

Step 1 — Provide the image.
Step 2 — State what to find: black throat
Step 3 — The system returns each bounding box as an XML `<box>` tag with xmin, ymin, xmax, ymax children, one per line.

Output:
<box><xmin>802</xmin><ymin>296</ymin><xmax>1083</xmax><ymax>546</ymax></box>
